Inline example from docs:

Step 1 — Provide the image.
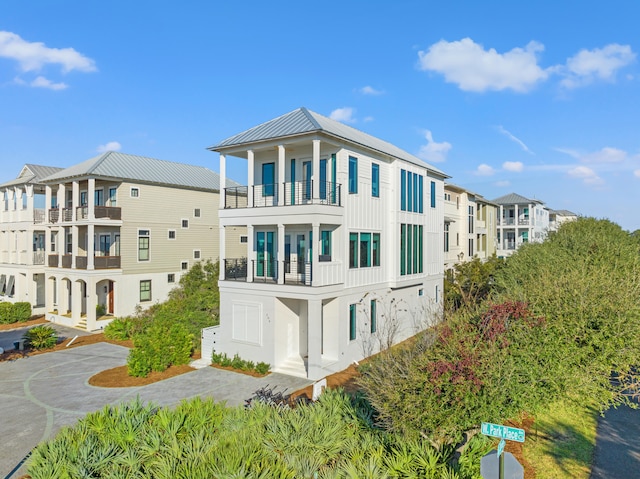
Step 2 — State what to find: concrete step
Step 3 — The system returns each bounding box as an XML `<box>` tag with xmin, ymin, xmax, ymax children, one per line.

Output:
<box><xmin>189</xmin><ymin>358</ymin><xmax>211</xmax><ymax>369</ymax></box>
<box><xmin>273</xmin><ymin>356</ymin><xmax>308</xmax><ymax>378</ymax></box>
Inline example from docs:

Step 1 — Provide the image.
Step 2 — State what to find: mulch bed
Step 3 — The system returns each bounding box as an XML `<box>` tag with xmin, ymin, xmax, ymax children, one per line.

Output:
<box><xmin>88</xmin><ymin>364</ymin><xmax>195</xmax><ymax>387</ymax></box>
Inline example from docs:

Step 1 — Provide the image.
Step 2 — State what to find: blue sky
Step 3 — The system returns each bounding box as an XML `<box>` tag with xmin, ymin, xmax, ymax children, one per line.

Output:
<box><xmin>1</xmin><ymin>0</ymin><xmax>639</xmax><ymax>231</ymax></box>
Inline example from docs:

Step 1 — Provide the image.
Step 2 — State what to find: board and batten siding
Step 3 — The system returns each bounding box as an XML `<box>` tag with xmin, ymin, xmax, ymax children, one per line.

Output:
<box><xmin>117</xmin><ymin>181</ymin><xmax>220</xmax><ymax>273</ymax></box>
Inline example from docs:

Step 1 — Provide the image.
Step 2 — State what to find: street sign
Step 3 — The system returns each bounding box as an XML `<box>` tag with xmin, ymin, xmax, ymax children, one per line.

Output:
<box><xmin>481</xmin><ymin>422</ymin><xmax>525</xmax><ymax>443</ymax></box>
<box><xmin>497</xmin><ymin>439</ymin><xmax>506</xmax><ymax>457</ymax></box>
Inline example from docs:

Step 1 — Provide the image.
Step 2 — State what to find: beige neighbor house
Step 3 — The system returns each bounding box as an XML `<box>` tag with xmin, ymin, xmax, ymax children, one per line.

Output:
<box><xmin>0</xmin><ymin>164</ymin><xmax>64</xmax><ymax>314</ymax></box>
<box><xmin>40</xmin><ymin>151</ymin><xmax>240</xmax><ymax>331</ymax></box>
<box><xmin>443</xmin><ymin>184</ymin><xmax>498</xmax><ymax>269</ymax></box>
<box><xmin>206</xmin><ymin>107</ymin><xmax>449</xmax><ymax>380</ymax></box>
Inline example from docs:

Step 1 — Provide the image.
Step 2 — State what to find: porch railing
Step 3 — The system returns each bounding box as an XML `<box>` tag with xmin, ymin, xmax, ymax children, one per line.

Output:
<box><xmin>76</xmin><ymin>206</ymin><xmax>122</xmax><ymax>220</ymax></box>
<box><xmin>61</xmin><ymin>255</ymin><xmax>72</xmax><ymax>268</ymax></box>
<box><xmin>48</xmin><ymin>254</ymin><xmax>58</xmax><ymax>267</ymax></box>
<box><xmin>224</xmin><ymin>258</ymin><xmax>248</xmax><ymax>280</ymax></box>
<box><xmin>223</xmin><ymin>181</ymin><xmax>342</xmax><ymax>209</ymax></box>
<box><xmin>33</xmin><ymin>251</ymin><xmax>45</xmax><ymax>265</ymax></box>
<box><xmin>221</xmin><ymin>258</ymin><xmax>312</xmax><ymax>286</ymax></box>
<box><xmin>252</xmin><ymin>259</ymin><xmax>278</xmax><ymax>282</ymax></box>
<box><xmin>62</xmin><ymin>208</ymin><xmax>73</xmax><ymax>222</ymax></box>
<box><xmin>48</xmin><ymin>208</ymin><xmax>60</xmax><ymax>223</ymax></box>
<box><xmin>283</xmin><ymin>260</ymin><xmax>312</xmax><ymax>286</ymax></box>
<box><xmin>33</xmin><ymin>209</ymin><xmax>45</xmax><ymax>224</ymax></box>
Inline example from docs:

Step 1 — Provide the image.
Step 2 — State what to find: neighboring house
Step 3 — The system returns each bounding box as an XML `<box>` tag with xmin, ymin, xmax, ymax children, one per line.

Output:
<box><xmin>548</xmin><ymin>209</ymin><xmax>578</xmax><ymax>231</ymax></box>
<box><xmin>0</xmin><ymin>164</ymin><xmax>64</xmax><ymax>313</ymax></box>
<box><xmin>39</xmin><ymin>151</ymin><xmax>238</xmax><ymax>331</ymax></box>
<box><xmin>444</xmin><ymin>184</ymin><xmax>498</xmax><ymax>269</ymax></box>
<box><xmin>493</xmin><ymin>192</ymin><xmax>549</xmax><ymax>257</ymax></box>
<box><xmin>207</xmin><ymin>107</ymin><xmax>449</xmax><ymax>380</ymax></box>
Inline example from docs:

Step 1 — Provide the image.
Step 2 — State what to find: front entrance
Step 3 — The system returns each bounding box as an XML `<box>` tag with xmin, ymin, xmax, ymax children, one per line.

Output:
<box><xmin>108</xmin><ymin>281</ymin><xmax>114</xmax><ymax>314</ymax></box>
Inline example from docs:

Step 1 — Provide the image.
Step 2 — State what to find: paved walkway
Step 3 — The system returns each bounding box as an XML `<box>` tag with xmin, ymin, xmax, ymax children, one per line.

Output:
<box><xmin>0</xmin><ymin>340</ymin><xmax>311</xmax><ymax>479</ymax></box>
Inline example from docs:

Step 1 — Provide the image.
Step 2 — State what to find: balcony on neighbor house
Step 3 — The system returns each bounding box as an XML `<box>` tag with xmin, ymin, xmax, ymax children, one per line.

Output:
<box><xmin>33</xmin><ymin>209</ymin><xmax>46</xmax><ymax>224</ymax></box>
<box><xmin>33</xmin><ymin>251</ymin><xmax>45</xmax><ymax>265</ymax></box>
<box><xmin>224</xmin><ymin>180</ymin><xmax>342</xmax><ymax>209</ymax></box>
<box><xmin>47</xmin><ymin>206</ymin><xmax>122</xmax><ymax>223</ymax></box>
<box><xmin>518</xmin><ymin>218</ymin><xmax>530</xmax><ymax>225</ymax></box>
<box><xmin>47</xmin><ymin>254</ymin><xmax>121</xmax><ymax>269</ymax></box>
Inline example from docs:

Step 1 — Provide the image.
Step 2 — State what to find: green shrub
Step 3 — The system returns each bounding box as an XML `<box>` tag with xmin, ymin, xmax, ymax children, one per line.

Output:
<box><xmin>104</xmin><ymin>317</ymin><xmax>133</xmax><ymax>341</ymax></box>
<box><xmin>96</xmin><ymin>303</ymin><xmax>106</xmax><ymax>317</ymax></box>
<box><xmin>0</xmin><ymin>303</ymin><xmax>12</xmax><ymax>324</ymax></box>
<box><xmin>255</xmin><ymin>362</ymin><xmax>270</xmax><ymax>375</ymax></box>
<box><xmin>211</xmin><ymin>351</ymin><xmax>270</xmax><ymax>375</ymax></box>
<box><xmin>23</xmin><ymin>325</ymin><xmax>58</xmax><ymax>350</ymax></box>
<box><xmin>12</xmin><ymin>302</ymin><xmax>32</xmax><ymax>322</ymax></box>
<box><xmin>127</xmin><ymin>319</ymin><xmax>193</xmax><ymax>377</ymax></box>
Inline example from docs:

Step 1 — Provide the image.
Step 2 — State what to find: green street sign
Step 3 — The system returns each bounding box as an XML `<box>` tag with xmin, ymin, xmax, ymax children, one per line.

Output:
<box><xmin>481</xmin><ymin>422</ymin><xmax>525</xmax><ymax>443</ymax></box>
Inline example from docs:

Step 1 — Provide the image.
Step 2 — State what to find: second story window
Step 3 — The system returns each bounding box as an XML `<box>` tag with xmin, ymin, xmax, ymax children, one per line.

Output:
<box><xmin>168</xmin><ymin>230</ymin><xmax>176</xmax><ymax>240</ymax></box>
<box><xmin>131</xmin><ymin>187</ymin><xmax>139</xmax><ymax>198</ymax></box>
<box><xmin>262</xmin><ymin>162</ymin><xmax>275</xmax><ymax>196</ymax></box>
<box><xmin>320</xmin><ymin>230</ymin><xmax>332</xmax><ymax>262</ymax></box>
<box><xmin>371</xmin><ymin>163</ymin><xmax>379</xmax><ymax>197</ymax></box>
<box><xmin>95</xmin><ymin>189</ymin><xmax>104</xmax><ymax>206</ymax></box>
<box><xmin>348</xmin><ymin>156</ymin><xmax>358</xmax><ymax>194</ymax></box>
<box><xmin>430</xmin><ymin>181</ymin><xmax>436</xmax><ymax>208</ymax></box>
<box><xmin>194</xmin><ymin>208</ymin><xmax>201</xmax><ymax>217</ymax></box>
<box><xmin>138</xmin><ymin>230</ymin><xmax>150</xmax><ymax>261</ymax></box>
<box><xmin>182</xmin><ymin>219</ymin><xmax>189</xmax><ymax>229</ymax></box>
<box><xmin>109</xmin><ymin>188</ymin><xmax>117</xmax><ymax>206</ymax></box>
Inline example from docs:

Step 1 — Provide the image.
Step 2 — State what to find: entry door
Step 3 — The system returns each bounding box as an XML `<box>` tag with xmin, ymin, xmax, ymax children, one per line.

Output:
<box><xmin>303</xmin><ymin>161</ymin><xmax>312</xmax><ymax>200</ymax></box>
<box><xmin>256</xmin><ymin>231</ymin><xmax>275</xmax><ymax>277</ymax></box>
<box><xmin>296</xmin><ymin>234</ymin><xmax>305</xmax><ymax>274</ymax></box>
<box><xmin>108</xmin><ymin>281</ymin><xmax>114</xmax><ymax>314</ymax></box>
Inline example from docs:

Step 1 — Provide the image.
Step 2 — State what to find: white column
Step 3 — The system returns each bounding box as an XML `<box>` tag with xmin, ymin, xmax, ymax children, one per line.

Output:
<box><xmin>307</xmin><ymin>299</ymin><xmax>323</xmax><ymax>380</ymax></box>
<box><xmin>72</xmin><ymin>280</ymin><xmax>82</xmax><ymax>325</ymax></box>
<box><xmin>57</xmin><ymin>227</ymin><xmax>63</xmax><ymax>265</ymax></box>
<box><xmin>71</xmin><ymin>225</ymin><xmax>78</xmax><ymax>269</ymax></box>
<box><xmin>86</xmin><ymin>279</ymin><xmax>97</xmax><ymax>331</ymax></box>
<box><xmin>311</xmin><ymin>223</ymin><xmax>320</xmax><ymax>287</ymax></box>
<box><xmin>247</xmin><ymin>150</ymin><xmax>255</xmax><ymax>208</ymax></box>
<box><xmin>277</xmin><ymin>224</ymin><xmax>285</xmax><ymax>285</ymax></box>
<box><xmin>57</xmin><ymin>184</ymin><xmax>65</xmax><ymax>224</ymax></box>
<box><xmin>45</xmin><ymin>185</ymin><xmax>52</xmax><ymax>223</ymax></box>
<box><xmin>312</xmin><ymin>140</ymin><xmax>320</xmax><ymax>200</ymax></box>
<box><xmin>7</xmin><ymin>189</ymin><xmax>14</xmax><ymax>222</ymax></box>
<box><xmin>72</xmin><ymin>181</ymin><xmax>79</xmax><ymax>221</ymax></box>
<box><xmin>277</xmin><ymin>145</ymin><xmax>285</xmax><ymax>206</ymax></box>
<box><xmin>219</xmin><ymin>154</ymin><xmax>226</xmax><ymax>209</ymax></box>
<box><xmin>88</xmin><ymin>179</ymin><xmax>95</xmax><ymax>220</ymax></box>
<box><xmin>87</xmin><ymin>223</ymin><xmax>95</xmax><ymax>270</ymax></box>
<box><xmin>45</xmin><ymin>276</ymin><xmax>55</xmax><ymax>314</ymax></box>
<box><xmin>219</xmin><ymin>226</ymin><xmax>226</xmax><ymax>280</ymax></box>
<box><xmin>26</xmin><ymin>185</ymin><xmax>34</xmax><ymax>220</ymax></box>
<box><xmin>247</xmin><ymin>225</ymin><xmax>254</xmax><ymax>283</ymax></box>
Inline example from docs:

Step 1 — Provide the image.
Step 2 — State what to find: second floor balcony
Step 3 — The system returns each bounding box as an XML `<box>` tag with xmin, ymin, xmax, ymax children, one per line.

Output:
<box><xmin>48</xmin><ymin>254</ymin><xmax>121</xmax><ymax>269</ymax></box>
<box><xmin>224</xmin><ymin>180</ymin><xmax>342</xmax><ymax>209</ymax></box>
<box><xmin>48</xmin><ymin>205</ymin><xmax>122</xmax><ymax>223</ymax></box>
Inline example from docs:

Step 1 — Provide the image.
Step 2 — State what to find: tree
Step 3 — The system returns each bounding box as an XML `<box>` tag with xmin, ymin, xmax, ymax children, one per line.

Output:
<box><xmin>444</xmin><ymin>255</ymin><xmax>503</xmax><ymax>312</ymax></box>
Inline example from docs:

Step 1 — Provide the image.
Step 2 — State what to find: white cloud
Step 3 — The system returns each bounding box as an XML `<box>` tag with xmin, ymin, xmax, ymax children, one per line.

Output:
<box><xmin>581</xmin><ymin>147</ymin><xmax>627</xmax><ymax>163</ymax></box>
<box><xmin>360</xmin><ymin>85</ymin><xmax>384</xmax><ymax>95</ymax></box>
<box><xmin>329</xmin><ymin>107</ymin><xmax>356</xmax><ymax>123</ymax></box>
<box><xmin>31</xmin><ymin>75</ymin><xmax>67</xmax><ymax>90</ymax></box>
<box><xmin>417</xmin><ymin>130</ymin><xmax>452</xmax><ymax>163</ymax></box>
<box><xmin>96</xmin><ymin>141</ymin><xmax>122</xmax><ymax>153</ymax></box>
<box><xmin>495</xmin><ymin>180</ymin><xmax>511</xmax><ymax>187</ymax></box>
<box><xmin>553</xmin><ymin>147</ymin><xmax>581</xmax><ymax>159</ymax></box>
<box><xmin>0</xmin><ymin>31</ymin><xmax>96</xmax><ymax>73</ymax></box>
<box><xmin>560</xmin><ymin>44</ymin><xmax>636</xmax><ymax>89</ymax></box>
<box><xmin>503</xmin><ymin>161</ymin><xmax>524</xmax><ymax>172</ymax></box>
<box><xmin>634</xmin><ymin>169</ymin><xmax>640</xmax><ymax>178</ymax></box>
<box><xmin>567</xmin><ymin>165</ymin><xmax>603</xmax><ymax>185</ymax></box>
<box><xmin>496</xmin><ymin>126</ymin><xmax>534</xmax><ymax>154</ymax></box>
<box><xmin>417</xmin><ymin>38</ymin><xmax>549</xmax><ymax>92</ymax></box>
<box><xmin>363</xmin><ymin>116</ymin><xmax>374</xmax><ymax>122</ymax></box>
<box><xmin>475</xmin><ymin>163</ymin><xmax>495</xmax><ymax>176</ymax></box>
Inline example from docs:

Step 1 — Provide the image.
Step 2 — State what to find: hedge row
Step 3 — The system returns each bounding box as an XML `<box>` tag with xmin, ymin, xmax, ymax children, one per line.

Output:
<box><xmin>0</xmin><ymin>302</ymin><xmax>32</xmax><ymax>324</ymax></box>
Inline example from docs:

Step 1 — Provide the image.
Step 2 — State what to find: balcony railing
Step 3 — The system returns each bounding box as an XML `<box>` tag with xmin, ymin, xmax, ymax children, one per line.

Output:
<box><xmin>33</xmin><ymin>209</ymin><xmax>45</xmax><ymax>224</ymax></box>
<box><xmin>222</xmin><ymin>258</ymin><xmax>312</xmax><ymax>286</ymax></box>
<box><xmin>503</xmin><ymin>241</ymin><xmax>516</xmax><ymax>250</ymax></box>
<box><xmin>518</xmin><ymin>218</ymin><xmax>530</xmax><ymax>225</ymax></box>
<box><xmin>33</xmin><ymin>251</ymin><xmax>45</xmax><ymax>265</ymax></box>
<box><xmin>61</xmin><ymin>255</ymin><xmax>72</xmax><ymax>268</ymax></box>
<box><xmin>48</xmin><ymin>208</ymin><xmax>59</xmax><ymax>223</ymax></box>
<box><xmin>48</xmin><ymin>254</ymin><xmax>58</xmax><ymax>267</ymax></box>
<box><xmin>76</xmin><ymin>255</ymin><xmax>121</xmax><ymax>269</ymax></box>
<box><xmin>224</xmin><ymin>181</ymin><xmax>342</xmax><ymax>209</ymax></box>
<box><xmin>500</xmin><ymin>218</ymin><xmax>515</xmax><ymax>225</ymax></box>
<box><xmin>76</xmin><ymin>206</ymin><xmax>122</xmax><ymax>220</ymax></box>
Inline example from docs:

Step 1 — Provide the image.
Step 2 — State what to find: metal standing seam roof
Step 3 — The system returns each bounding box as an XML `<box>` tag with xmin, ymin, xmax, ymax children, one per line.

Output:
<box><xmin>491</xmin><ymin>192</ymin><xmax>545</xmax><ymax>205</ymax></box>
<box><xmin>40</xmin><ymin>151</ymin><xmax>240</xmax><ymax>191</ymax></box>
<box><xmin>0</xmin><ymin>164</ymin><xmax>64</xmax><ymax>188</ymax></box>
<box><xmin>209</xmin><ymin>107</ymin><xmax>449</xmax><ymax>177</ymax></box>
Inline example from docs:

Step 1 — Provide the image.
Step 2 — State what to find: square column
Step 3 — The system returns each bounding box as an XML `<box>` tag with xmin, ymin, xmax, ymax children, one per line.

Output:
<box><xmin>71</xmin><ymin>225</ymin><xmax>78</xmax><ymax>268</ymax></box>
<box><xmin>72</xmin><ymin>181</ymin><xmax>79</xmax><ymax>221</ymax></box>
<box><xmin>88</xmin><ymin>178</ymin><xmax>95</xmax><ymax>220</ymax></box>
<box><xmin>72</xmin><ymin>280</ymin><xmax>82</xmax><ymax>325</ymax></box>
<box><xmin>219</xmin><ymin>225</ymin><xmax>226</xmax><ymax>280</ymax></box>
<box><xmin>247</xmin><ymin>150</ymin><xmax>254</xmax><ymax>208</ymax></box>
<box><xmin>219</xmin><ymin>154</ymin><xmax>226</xmax><ymax>209</ymax></box>
<box><xmin>277</xmin><ymin>145</ymin><xmax>285</xmax><ymax>206</ymax></box>
<box><xmin>57</xmin><ymin>184</ymin><xmax>65</xmax><ymax>224</ymax></box>
<box><xmin>277</xmin><ymin>224</ymin><xmax>285</xmax><ymax>285</ymax></box>
<box><xmin>87</xmin><ymin>224</ymin><xmax>95</xmax><ymax>270</ymax></box>
<box><xmin>312</xmin><ymin>140</ymin><xmax>320</xmax><ymax>200</ymax></box>
<box><xmin>45</xmin><ymin>275</ymin><xmax>55</xmax><ymax>314</ymax></box>
<box><xmin>247</xmin><ymin>225</ymin><xmax>254</xmax><ymax>283</ymax></box>
<box><xmin>86</xmin><ymin>279</ymin><xmax>97</xmax><ymax>331</ymax></box>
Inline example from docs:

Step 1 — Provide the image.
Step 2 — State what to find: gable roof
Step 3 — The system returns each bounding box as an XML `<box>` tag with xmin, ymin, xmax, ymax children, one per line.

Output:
<box><xmin>0</xmin><ymin>164</ymin><xmax>64</xmax><ymax>188</ymax></box>
<box><xmin>492</xmin><ymin>192</ymin><xmax>545</xmax><ymax>206</ymax></box>
<box><xmin>41</xmin><ymin>151</ymin><xmax>239</xmax><ymax>191</ymax></box>
<box><xmin>209</xmin><ymin>107</ymin><xmax>448</xmax><ymax>177</ymax></box>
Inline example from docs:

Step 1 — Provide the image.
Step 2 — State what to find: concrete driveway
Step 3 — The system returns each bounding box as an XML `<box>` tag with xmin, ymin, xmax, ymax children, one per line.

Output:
<box><xmin>0</xmin><ymin>339</ymin><xmax>311</xmax><ymax>479</ymax></box>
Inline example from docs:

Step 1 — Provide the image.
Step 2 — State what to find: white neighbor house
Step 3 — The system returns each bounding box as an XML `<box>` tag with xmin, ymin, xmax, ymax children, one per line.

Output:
<box><xmin>40</xmin><ymin>151</ymin><xmax>236</xmax><ymax>331</ymax></box>
<box><xmin>207</xmin><ymin>107</ymin><xmax>449</xmax><ymax>380</ymax></box>
<box><xmin>0</xmin><ymin>164</ymin><xmax>63</xmax><ymax>313</ymax></box>
<box><xmin>493</xmin><ymin>192</ymin><xmax>550</xmax><ymax>257</ymax></box>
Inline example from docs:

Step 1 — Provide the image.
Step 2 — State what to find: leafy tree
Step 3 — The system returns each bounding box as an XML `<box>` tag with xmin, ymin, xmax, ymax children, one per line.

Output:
<box><xmin>444</xmin><ymin>255</ymin><xmax>503</xmax><ymax>312</ymax></box>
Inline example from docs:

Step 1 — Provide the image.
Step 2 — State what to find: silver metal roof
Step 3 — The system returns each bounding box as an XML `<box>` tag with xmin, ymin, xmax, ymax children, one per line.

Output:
<box><xmin>491</xmin><ymin>192</ymin><xmax>545</xmax><ymax>205</ymax></box>
<box><xmin>0</xmin><ymin>164</ymin><xmax>64</xmax><ymax>188</ymax></box>
<box><xmin>41</xmin><ymin>151</ymin><xmax>239</xmax><ymax>191</ymax></box>
<box><xmin>209</xmin><ymin>107</ymin><xmax>448</xmax><ymax>177</ymax></box>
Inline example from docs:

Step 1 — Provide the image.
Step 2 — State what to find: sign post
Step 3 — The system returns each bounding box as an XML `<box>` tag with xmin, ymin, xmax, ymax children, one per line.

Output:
<box><xmin>480</xmin><ymin>422</ymin><xmax>525</xmax><ymax>479</ymax></box>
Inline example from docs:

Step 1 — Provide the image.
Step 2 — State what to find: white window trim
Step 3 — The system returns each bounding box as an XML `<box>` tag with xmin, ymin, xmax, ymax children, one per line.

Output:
<box><xmin>181</xmin><ymin>218</ymin><xmax>189</xmax><ymax>229</ymax></box>
<box><xmin>194</xmin><ymin>208</ymin><xmax>201</xmax><ymax>218</ymax></box>
<box><xmin>181</xmin><ymin>260</ymin><xmax>189</xmax><ymax>271</ymax></box>
<box><xmin>130</xmin><ymin>187</ymin><xmax>140</xmax><ymax>198</ymax></box>
<box><xmin>240</xmin><ymin>235</ymin><xmax>248</xmax><ymax>244</ymax></box>
<box><xmin>193</xmin><ymin>249</ymin><xmax>201</xmax><ymax>260</ymax></box>
<box><xmin>168</xmin><ymin>229</ymin><xmax>176</xmax><ymax>240</ymax></box>
<box><xmin>138</xmin><ymin>228</ymin><xmax>150</xmax><ymax>263</ymax></box>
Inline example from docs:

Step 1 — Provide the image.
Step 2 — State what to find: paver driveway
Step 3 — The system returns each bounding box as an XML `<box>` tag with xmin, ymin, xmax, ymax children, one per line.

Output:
<box><xmin>0</xmin><ymin>342</ymin><xmax>311</xmax><ymax>479</ymax></box>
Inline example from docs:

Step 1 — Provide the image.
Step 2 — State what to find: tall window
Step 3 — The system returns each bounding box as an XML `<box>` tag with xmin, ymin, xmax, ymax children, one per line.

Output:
<box><xmin>349</xmin><ymin>304</ymin><xmax>357</xmax><ymax>341</ymax></box>
<box><xmin>372</xmin><ymin>233</ymin><xmax>380</xmax><ymax>267</ymax></box>
<box><xmin>468</xmin><ymin>206</ymin><xmax>474</xmax><ymax>234</ymax></box>
<box><xmin>400</xmin><ymin>169</ymin><xmax>424</xmax><ymax>213</ymax></box>
<box><xmin>400</xmin><ymin>223</ymin><xmax>423</xmax><ymax>276</ymax></box>
<box><xmin>371</xmin><ymin>163</ymin><xmax>379</xmax><ymax>197</ymax></box>
<box><xmin>418</xmin><ymin>176</ymin><xmax>424</xmax><ymax>213</ymax></box>
<box><xmin>320</xmin><ymin>159</ymin><xmax>327</xmax><ymax>199</ymax></box>
<box><xmin>262</xmin><ymin>162</ymin><xmax>275</xmax><ymax>196</ymax></box>
<box><xmin>370</xmin><ymin>299</ymin><xmax>377</xmax><ymax>334</ymax></box>
<box><xmin>444</xmin><ymin>223</ymin><xmax>450</xmax><ymax>252</ymax></box>
<box><xmin>349</xmin><ymin>233</ymin><xmax>358</xmax><ymax>268</ymax></box>
<box><xmin>407</xmin><ymin>171</ymin><xmax>413</xmax><ymax>212</ymax></box>
<box><xmin>348</xmin><ymin>156</ymin><xmax>358</xmax><ymax>193</ymax></box>
<box><xmin>400</xmin><ymin>224</ymin><xmax>406</xmax><ymax>275</ymax></box>
<box><xmin>360</xmin><ymin>233</ymin><xmax>371</xmax><ymax>267</ymax></box>
<box><xmin>138</xmin><ymin>230</ymin><xmax>150</xmax><ymax>261</ymax></box>
<box><xmin>468</xmin><ymin>238</ymin><xmax>474</xmax><ymax>257</ymax></box>
<box><xmin>109</xmin><ymin>187</ymin><xmax>117</xmax><ymax>206</ymax></box>
<box><xmin>140</xmin><ymin>280</ymin><xmax>151</xmax><ymax>302</ymax></box>
<box><xmin>400</xmin><ymin>170</ymin><xmax>406</xmax><ymax>211</ymax></box>
<box><xmin>430</xmin><ymin>181</ymin><xmax>436</xmax><ymax>208</ymax></box>
<box><xmin>320</xmin><ymin>230</ymin><xmax>332</xmax><ymax>261</ymax></box>
<box><xmin>95</xmin><ymin>189</ymin><xmax>104</xmax><ymax>206</ymax></box>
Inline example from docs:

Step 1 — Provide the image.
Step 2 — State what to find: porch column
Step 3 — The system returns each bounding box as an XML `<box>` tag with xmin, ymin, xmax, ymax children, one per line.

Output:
<box><xmin>277</xmin><ymin>224</ymin><xmax>285</xmax><ymax>285</ymax></box>
<box><xmin>26</xmin><ymin>185</ymin><xmax>34</xmax><ymax>217</ymax></box>
<box><xmin>87</xmin><ymin>223</ymin><xmax>95</xmax><ymax>270</ymax></box>
<box><xmin>312</xmin><ymin>140</ymin><xmax>320</xmax><ymax>200</ymax></box>
<box><xmin>57</xmin><ymin>184</ymin><xmax>65</xmax><ymax>224</ymax></box>
<box><xmin>45</xmin><ymin>276</ymin><xmax>55</xmax><ymax>314</ymax></box>
<box><xmin>219</xmin><ymin>154</ymin><xmax>226</xmax><ymax>209</ymax></box>
<box><xmin>311</xmin><ymin>223</ymin><xmax>320</xmax><ymax>287</ymax></box>
<box><xmin>71</xmin><ymin>225</ymin><xmax>78</xmax><ymax>268</ymax></box>
<box><xmin>72</xmin><ymin>181</ymin><xmax>79</xmax><ymax>221</ymax></box>
<box><xmin>45</xmin><ymin>185</ymin><xmax>52</xmax><ymax>223</ymax></box>
<box><xmin>219</xmin><ymin>226</ymin><xmax>226</xmax><ymax>280</ymax></box>
<box><xmin>307</xmin><ymin>299</ymin><xmax>323</xmax><ymax>380</ymax></box>
<box><xmin>277</xmin><ymin>145</ymin><xmax>285</xmax><ymax>206</ymax></box>
<box><xmin>88</xmin><ymin>178</ymin><xmax>95</xmax><ymax>220</ymax></box>
<box><xmin>86</xmin><ymin>279</ymin><xmax>97</xmax><ymax>331</ymax></box>
<box><xmin>72</xmin><ymin>280</ymin><xmax>82</xmax><ymax>325</ymax></box>
<box><xmin>247</xmin><ymin>225</ymin><xmax>254</xmax><ymax>283</ymax></box>
<box><xmin>247</xmin><ymin>150</ymin><xmax>254</xmax><ymax>207</ymax></box>
<box><xmin>57</xmin><ymin>227</ymin><xmax>63</xmax><ymax>265</ymax></box>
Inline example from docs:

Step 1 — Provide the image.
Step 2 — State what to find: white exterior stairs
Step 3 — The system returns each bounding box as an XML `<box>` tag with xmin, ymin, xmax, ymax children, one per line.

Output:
<box><xmin>272</xmin><ymin>355</ymin><xmax>308</xmax><ymax>379</ymax></box>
